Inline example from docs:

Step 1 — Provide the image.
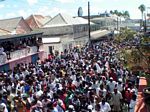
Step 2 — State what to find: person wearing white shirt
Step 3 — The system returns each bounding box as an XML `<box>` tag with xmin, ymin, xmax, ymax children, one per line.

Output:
<box><xmin>111</xmin><ymin>88</ymin><xmax>123</xmax><ymax>112</ymax></box>
<box><xmin>107</xmin><ymin>78</ymin><xmax>116</xmax><ymax>92</ymax></box>
<box><xmin>99</xmin><ymin>99</ymin><xmax>111</xmax><ymax>112</ymax></box>
<box><xmin>117</xmin><ymin>78</ymin><xmax>123</xmax><ymax>92</ymax></box>
<box><xmin>0</xmin><ymin>103</ymin><xmax>8</xmax><ymax>112</ymax></box>
<box><xmin>94</xmin><ymin>62</ymin><xmax>102</xmax><ymax>74</ymax></box>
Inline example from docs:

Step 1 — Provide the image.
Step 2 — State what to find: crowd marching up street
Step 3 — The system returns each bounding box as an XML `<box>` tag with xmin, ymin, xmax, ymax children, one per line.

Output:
<box><xmin>0</xmin><ymin>40</ymin><xmax>139</xmax><ymax>112</ymax></box>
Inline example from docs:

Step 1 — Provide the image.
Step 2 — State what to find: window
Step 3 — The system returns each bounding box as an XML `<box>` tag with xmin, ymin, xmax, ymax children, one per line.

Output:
<box><xmin>49</xmin><ymin>46</ymin><xmax>54</xmax><ymax>54</ymax></box>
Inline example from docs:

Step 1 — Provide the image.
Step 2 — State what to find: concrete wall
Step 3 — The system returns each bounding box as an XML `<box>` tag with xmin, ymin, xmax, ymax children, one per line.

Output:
<box><xmin>43</xmin><ymin>34</ymin><xmax>89</xmax><ymax>56</ymax></box>
<box><xmin>0</xmin><ymin>51</ymin><xmax>44</xmax><ymax>71</ymax></box>
<box><xmin>43</xmin><ymin>43</ymin><xmax>63</xmax><ymax>55</ymax></box>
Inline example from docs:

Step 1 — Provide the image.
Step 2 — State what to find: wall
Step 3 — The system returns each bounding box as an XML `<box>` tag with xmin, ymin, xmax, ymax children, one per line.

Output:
<box><xmin>43</xmin><ymin>43</ymin><xmax>63</xmax><ymax>55</ymax></box>
<box><xmin>35</xmin><ymin>25</ymin><xmax>73</xmax><ymax>36</ymax></box>
<box><xmin>0</xmin><ymin>51</ymin><xmax>44</xmax><ymax>71</ymax></box>
<box><xmin>9</xmin><ymin>55</ymin><xmax>32</xmax><ymax>69</ymax></box>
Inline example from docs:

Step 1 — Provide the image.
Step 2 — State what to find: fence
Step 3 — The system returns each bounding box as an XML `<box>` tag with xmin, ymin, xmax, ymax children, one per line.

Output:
<box><xmin>0</xmin><ymin>46</ymin><xmax>38</xmax><ymax>65</ymax></box>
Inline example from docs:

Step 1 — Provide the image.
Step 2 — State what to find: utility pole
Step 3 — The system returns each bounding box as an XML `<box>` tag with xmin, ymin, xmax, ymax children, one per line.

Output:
<box><xmin>117</xmin><ymin>17</ymin><xmax>119</xmax><ymax>31</ymax></box>
<box><xmin>144</xmin><ymin>13</ymin><xmax>147</xmax><ymax>33</ymax></box>
<box><xmin>88</xmin><ymin>1</ymin><xmax>91</xmax><ymax>43</ymax></box>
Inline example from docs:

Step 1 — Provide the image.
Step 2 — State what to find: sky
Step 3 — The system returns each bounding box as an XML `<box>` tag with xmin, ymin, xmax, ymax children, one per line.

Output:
<box><xmin>0</xmin><ymin>0</ymin><xmax>150</xmax><ymax>19</ymax></box>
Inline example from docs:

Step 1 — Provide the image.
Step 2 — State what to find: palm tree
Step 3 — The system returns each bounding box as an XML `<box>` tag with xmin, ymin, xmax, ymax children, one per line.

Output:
<box><xmin>114</xmin><ymin>10</ymin><xmax>119</xmax><ymax>15</ymax></box>
<box><xmin>118</xmin><ymin>12</ymin><xmax>123</xmax><ymax>17</ymax></box>
<box><xmin>123</xmin><ymin>11</ymin><xmax>130</xmax><ymax>19</ymax></box>
<box><xmin>138</xmin><ymin>4</ymin><xmax>146</xmax><ymax>26</ymax></box>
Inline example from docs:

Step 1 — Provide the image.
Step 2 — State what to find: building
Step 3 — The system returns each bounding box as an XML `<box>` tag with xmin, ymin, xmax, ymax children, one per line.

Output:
<box><xmin>0</xmin><ymin>17</ymin><xmax>32</xmax><ymax>35</ymax></box>
<box><xmin>0</xmin><ymin>28</ymin><xmax>11</xmax><ymax>36</ymax></box>
<box><xmin>0</xmin><ymin>32</ymin><xmax>45</xmax><ymax>71</ymax></box>
<box><xmin>26</xmin><ymin>15</ymin><xmax>51</xmax><ymax>29</ymax></box>
<box><xmin>82</xmin><ymin>14</ymin><xmax>118</xmax><ymax>30</ymax></box>
<box><xmin>34</xmin><ymin>13</ymin><xmax>98</xmax><ymax>55</ymax></box>
<box><xmin>120</xmin><ymin>19</ymin><xmax>141</xmax><ymax>31</ymax></box>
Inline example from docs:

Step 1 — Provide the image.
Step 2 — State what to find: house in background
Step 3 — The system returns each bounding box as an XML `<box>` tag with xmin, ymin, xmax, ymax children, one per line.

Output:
<box><xmin>25</xmin><ymin>15</ymin><xmax>51</xmax><ymax>29</ymax></box>
<box><xmin>0</xmin><ymin>13</ymin><xmax>111</xmax><ymax>58</ymax></box>
<box><xmin>33</xmin><ymin>13</ymin><xmax>98</xmax><ymax>55</ymax></box>
<box><xmin>120</xmin><ymin>19</ymin><xmax>141</xmax><ymax>31</ymax></box>
<box><xmin>0</xmin><ymin>17</ymin><xmax>32</xmax><ymax>35</ymax></box>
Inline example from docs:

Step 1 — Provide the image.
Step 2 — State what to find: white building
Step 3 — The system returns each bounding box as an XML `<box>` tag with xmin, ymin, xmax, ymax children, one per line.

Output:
<box><xmin>34</xmin><ymin>13</ymin><xmax>96</xmax><ymax>55</ymax></box>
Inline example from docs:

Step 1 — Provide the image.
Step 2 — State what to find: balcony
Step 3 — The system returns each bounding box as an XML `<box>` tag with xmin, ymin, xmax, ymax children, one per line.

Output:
<box><xmin>0</xmin><ymin>46</ymin><xmax>43</xmax><ymax>65</ymax></box>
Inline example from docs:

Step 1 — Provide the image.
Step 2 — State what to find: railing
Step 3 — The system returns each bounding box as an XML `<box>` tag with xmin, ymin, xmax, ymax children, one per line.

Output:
<box><xmin>0</xmin><ymin>46</ymin><xmax>41</xmax><ymax>65</ymax></box>
<box><xmin>10</xmin><ymin>46</ymin><xmax>38</xmax><ymax>60</ymax></box>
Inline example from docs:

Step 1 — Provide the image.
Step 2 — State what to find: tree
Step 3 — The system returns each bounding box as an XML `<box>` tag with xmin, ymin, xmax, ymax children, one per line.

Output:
<box><xmin>138</xmin><ymin>4</ymin><xmax>146</xmax><ymax>26</ymax></box>
<box><xmin>115</xmin><ymin>27</ymin><xmax>136</xmax><ymax>42</ymax></box>
<box><xmin>123</xmin><ymin>11</ymin><xmax>130</xmax><ymax>19</ymax></box>
<box><xmin>110</xmin><ymin>10</ymin><xmax>130</xmax><ymax>19</ymax></box>
<box><xmin>114</xmin><ymin>10</ymin><xmax>119</xmax><ymax>15</ymax></box>
<box><xmin>118</xmin><ymin>12</ymin><xmax>123</xmax><ymax>17</ymax></box>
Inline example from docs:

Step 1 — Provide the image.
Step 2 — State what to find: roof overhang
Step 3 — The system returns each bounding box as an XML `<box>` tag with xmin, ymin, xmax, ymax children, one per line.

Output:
<box><xmin>91</xmin><ymin>30</ymin><xmax>111</xmax><ymax>40</ymax></box>
<box><xmin>0</xmin><ymin>32</ymin><xmax>43</xmax><ymax>41</ymax></box>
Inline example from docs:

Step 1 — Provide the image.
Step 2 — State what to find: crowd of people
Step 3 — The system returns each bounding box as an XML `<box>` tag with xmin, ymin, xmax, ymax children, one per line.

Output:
<box><xmin>0</xmin><ymin>40</ymin><xmax>139</xmax><ymax>112</ymax></box>
<box><xmin>0</xmin><ymin>36</ymin><xmax>42</xmax><ymax>60</ymax></box>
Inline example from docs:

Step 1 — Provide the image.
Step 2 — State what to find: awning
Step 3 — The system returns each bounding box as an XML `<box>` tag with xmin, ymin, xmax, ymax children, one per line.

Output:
<box><xmin>91</xmin><ymin>30</ymin><xmax>111</xmax><ymax>40</ymax></box>
<box><xmin>42</xmin><ymin>38</ymin><xmax>61</xmax><ymax>44</ymax></box>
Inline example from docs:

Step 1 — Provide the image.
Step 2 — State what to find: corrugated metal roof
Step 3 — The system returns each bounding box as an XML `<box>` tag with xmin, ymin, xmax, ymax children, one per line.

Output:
<box><xmin>91</xmin><ymin>30</ymin><xmax>111</xmax><ymax>40</ymax></box>
<box><xmin>40</xmin><ymin>16</ymin><xmax>52</xmax><ymax>25</ymax></box>
<box><xmin>0</xmin><ymin>17</ymin><xmax>23</xmax><ymax>32</ymax></box>
<box><xmin>26</xmin><ymin>15</ymin><xmax>52</xmax><ymax>29</ymax></box>
<box><xmin>44</xmin><ymin>13</ymin><xmax>94</xmax><ymax>27</ymax></box>
<box><xmin>0</xmin><ymin>28</ymin><xmax>11</xmax><ymax>36</ymax></box>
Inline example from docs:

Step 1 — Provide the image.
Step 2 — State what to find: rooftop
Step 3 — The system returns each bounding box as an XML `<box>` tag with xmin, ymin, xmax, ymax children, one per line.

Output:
<box><xmin>0</xmin><ymin>31</ymin><xmax>43</xmax><ymax>41</ymax></box>
<box><xmin>0</xmin><ymin>17</ymin><xmax>23</xmax><ymax>32</ymax></box>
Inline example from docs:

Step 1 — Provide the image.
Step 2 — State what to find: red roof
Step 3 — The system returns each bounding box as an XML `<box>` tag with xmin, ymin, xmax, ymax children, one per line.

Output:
<box><xmin>25</xmin><ymin>15</ymin><xmax>51</xmax><ymax>29</ymax></box>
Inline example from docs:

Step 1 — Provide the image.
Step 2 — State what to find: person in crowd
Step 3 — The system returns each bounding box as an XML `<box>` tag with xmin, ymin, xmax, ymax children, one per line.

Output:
<box><xmin>129</xmin><ymin>94</ymin><xmax>137</xmax><ymax>112</ymax></box>
<box><xmin>111</xmin><ymin>88</ymin><xmax>123</xmax><ymax>112</ymax></box>
<box><xmin>99</xmin><ymin>98</ymin><xmax>111</xmax><ymax>112</ymax></box>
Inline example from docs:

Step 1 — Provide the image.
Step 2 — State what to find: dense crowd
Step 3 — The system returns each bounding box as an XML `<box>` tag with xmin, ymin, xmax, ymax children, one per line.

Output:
<box><xmin>0</xmin><ymin>37</ymin><xmax>42</xmax><ymax>60</ymax></box>
<box><xmin>0</xmin><ymin>40</ymin><xmax>139</xmax><ymax>112</ymax></box>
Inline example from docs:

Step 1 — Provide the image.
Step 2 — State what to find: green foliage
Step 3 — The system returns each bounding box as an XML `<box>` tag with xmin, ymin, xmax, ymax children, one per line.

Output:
<box><xmin>110</xmin><ymin>10</ymin><xmax>130</xmax><ymax>18</ymax></box>
<box><xmin>141</xmin><ymin>36</ymin><xmax>150</xmax><ymax>44</ymax></box>
<box><xmin>123</xmin><ymin>11</ymin><xmax>130</xmax><ymax>19</ymax></box>
<box><xmin>138</xmin><ymin>4</ymin><xmax>146</xmax><ymax>26</ymax></box>
<box><xmin>138</xmin><ymin>4</ymin><xmax>146</xmax><ymax>14</ymax></box>
<box><xmin>115</xmin><ymin>28</ymin><xmax>136</xmax><ymax>42</ymax></box>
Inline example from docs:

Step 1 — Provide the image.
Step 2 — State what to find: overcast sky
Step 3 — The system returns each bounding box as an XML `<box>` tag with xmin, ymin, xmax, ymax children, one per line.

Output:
<box><xmin>0</xmin><ymin>0</ymin><xmax>150</xmax><ymax>19</ymax></box>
